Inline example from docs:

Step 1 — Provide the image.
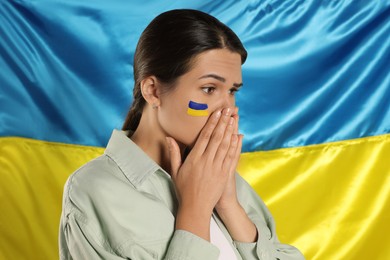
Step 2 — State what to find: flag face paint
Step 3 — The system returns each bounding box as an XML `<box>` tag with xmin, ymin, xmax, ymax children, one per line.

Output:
<box><xmin>187</xmin><ymin>101</ymin><xmax>209</xmax><ymax>117</ymax></box>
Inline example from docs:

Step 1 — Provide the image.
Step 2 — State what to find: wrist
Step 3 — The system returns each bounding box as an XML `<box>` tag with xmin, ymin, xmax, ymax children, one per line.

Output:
<box><xmin>215</xmin><ymin>202</ymin><xmax>258</xmax><ymax>243</ymax></box>
<box><xmin>175</xmin><ymin>205</ymin><xmax>213</xmax><ymax>241</ymax></box>
<box><xmin>215</xmin><ymin>199</ymin><xmax>241</xmax><ymax>214</ymax></box>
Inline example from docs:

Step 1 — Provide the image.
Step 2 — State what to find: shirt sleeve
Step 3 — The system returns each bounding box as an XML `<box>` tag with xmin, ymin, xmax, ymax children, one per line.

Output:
<box><xmin>60</xmin><ymin>212</ymin><xmax>220</xmax><ymax>260</ymax></box>
<box><xmin>165</xmin><ymin>230</ymin><xmax>220</xmax><ymax>260</ymax></box>
<box><xmin>233</xmin><ymin>173</ymin><xmax>306</xmax><ymax>260</ymax></box>
<box><xmin>60</xmin><ymin>213</ymin><xmax>133</xmax><ymax>260</ymax></box>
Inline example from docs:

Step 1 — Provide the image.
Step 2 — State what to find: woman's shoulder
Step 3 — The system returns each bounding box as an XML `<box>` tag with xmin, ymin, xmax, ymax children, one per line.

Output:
<box><xmin>60</xmin><ymin>154</ymin><xmax>176</xmax><ymax>249</ymax></box>
<box><xmin>62</xmin><ymin>154</ymin><xmax>134</xmax><ymax>210</ymax></box>
<box><xmin>66</xmin><ymin>154</ymin><xmax>121</xmax><ymax>188</ymax></box>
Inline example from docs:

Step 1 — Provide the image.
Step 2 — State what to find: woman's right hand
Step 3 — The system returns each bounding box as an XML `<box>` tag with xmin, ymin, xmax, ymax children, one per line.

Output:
<box><xmin>165</xmin><ymin>107</ymin><xmax>239</xmax><ymax>241</ymax></box>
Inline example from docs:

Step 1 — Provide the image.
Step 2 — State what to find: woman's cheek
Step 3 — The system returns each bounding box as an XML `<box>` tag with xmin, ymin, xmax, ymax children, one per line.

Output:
<box><xmin>174</xmin><ymin>115</ymin><xmax>204</xmax><ymax>146</ymax></box>
<box><xmin>161</xmin><ymin>100</ymin><xmax>211</xmax><ymax>146</ymax></box>
<box><xmin>178</xmin><ymin>100</ymin><xmax>209</xmax><ymax>145</ymax></box>
<box><xmin>158</xmin><ymin>109</ymin><xmax>202</xmax><ymax>146</ymax></box>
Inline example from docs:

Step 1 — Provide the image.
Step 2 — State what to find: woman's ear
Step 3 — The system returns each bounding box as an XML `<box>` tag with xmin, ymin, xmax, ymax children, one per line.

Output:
<box><xmin>140</xmin><ymin>76</ymin><xmax>161</xmax><ymax>108</ymax></box>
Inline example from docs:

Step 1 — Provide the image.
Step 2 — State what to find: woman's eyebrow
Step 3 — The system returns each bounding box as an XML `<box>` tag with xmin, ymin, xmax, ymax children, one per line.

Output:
<box><xmin>198</xmin><ymin>73</ymin><xmax>243</xmax><ymax>88</ymax></box>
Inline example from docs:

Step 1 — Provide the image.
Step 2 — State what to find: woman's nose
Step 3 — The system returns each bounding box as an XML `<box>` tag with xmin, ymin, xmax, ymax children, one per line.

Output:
<box><xmin>213</xmin><ymin>92</ymin><xmax>235</xmax><ymax>113</ymax></box>
<box><xmin>221</xmin><ymin>93</ymin><xmax>235</xmax><ymax>109</ymax></box>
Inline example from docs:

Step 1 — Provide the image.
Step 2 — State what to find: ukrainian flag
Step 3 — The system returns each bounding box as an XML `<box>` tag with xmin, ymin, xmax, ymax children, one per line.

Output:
<box><xmin>1</xmin><ymin>1</ymin><xmax>389</xmax><ymax>259</ymax></box>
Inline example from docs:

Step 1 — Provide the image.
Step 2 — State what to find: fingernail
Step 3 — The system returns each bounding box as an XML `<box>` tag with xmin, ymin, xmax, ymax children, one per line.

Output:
<box><xmin>224</xmin><ymin>108</ymin><xmax>231</xmax><ymax>116</ymax></box>
<box><xmin>215</xmin><ymin>110</ymin><xmax>222</xmax><ymax>118</ymax></box>
<box><xmin>229</xmin><ymin>117</ymin><xmax>234</xmax><ymax>125</ymax></box>
<box><xmin>234</xmin><ymin>106</ymin><xmax>239</xmax><ymax>115</ymax></box>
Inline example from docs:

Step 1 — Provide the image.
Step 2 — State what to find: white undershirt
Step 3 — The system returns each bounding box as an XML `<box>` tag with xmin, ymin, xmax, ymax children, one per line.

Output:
<box><xmin>210</xmin><ymin>217</ymin><xmax>237</xmax><ymax>260</ymax></box>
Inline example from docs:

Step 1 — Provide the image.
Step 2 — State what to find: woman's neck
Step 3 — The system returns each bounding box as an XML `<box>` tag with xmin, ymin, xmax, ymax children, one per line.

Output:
<box><xmin>129</xmin><ymin>110</ymin><xmax>186</xmax><ymax>174</ymax></box>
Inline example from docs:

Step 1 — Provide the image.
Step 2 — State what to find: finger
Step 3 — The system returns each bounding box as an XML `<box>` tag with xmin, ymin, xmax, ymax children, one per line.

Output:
<box><xmin>222</xmin><ymin>133</ymin><xmax>239</xmax><ymax>173</ymax></box>
<box><xmin>213</xmin><ymin>116</ymin><xmax>235</xmax><ymax>164</ymax></box>
<box><xmin>166</xmin><ymin>137</ymin><xmax>182</xmax><ymax>178</ymax></box>
<box><xmin>233</xmin><ymin>114</ymin><xmax>239</xmax><ymax>135</ymax></box>
<box><xmin>232</xmin><ymin>107</ymin><xmax>239</xmax><ymax>135</ymax></box>
<box><xmin>228</xmin><ymin>134</ymin><xmax>243</xmax><ymax>174</ymax></box>
<box><xmin>233</xmin><ymin>106</ymin><xmax>239</xmax><ymax>116</ymax></box>
<box><xmin>190</xmin><ymin>109</ymin><xmax>222</xmax><ymax>158</ymax></box>
<box><xmin>204</xmin><ymin>107</ymin><xmax>233</xmax><ymax>158</ymax></box>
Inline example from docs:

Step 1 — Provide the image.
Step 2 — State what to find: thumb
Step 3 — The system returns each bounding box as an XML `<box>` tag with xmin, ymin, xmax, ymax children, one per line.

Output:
<box><xmin>165</xmin><ymin>137</ymin><xmax>181</xmax><ymax>178</ymax></box>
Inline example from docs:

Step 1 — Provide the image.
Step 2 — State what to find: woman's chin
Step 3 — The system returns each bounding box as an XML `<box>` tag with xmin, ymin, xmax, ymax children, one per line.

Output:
<box><xmin>177</xmin><ymin>134</ymin><xmax>198</xmax><ymax>150</ymax></box>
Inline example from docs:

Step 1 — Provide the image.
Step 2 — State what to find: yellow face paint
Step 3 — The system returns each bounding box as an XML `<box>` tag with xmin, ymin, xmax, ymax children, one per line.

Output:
<box><xmin>187</xmin><ymin>101</ymin><xmax>209</xmax><ymax>117</ymax></box>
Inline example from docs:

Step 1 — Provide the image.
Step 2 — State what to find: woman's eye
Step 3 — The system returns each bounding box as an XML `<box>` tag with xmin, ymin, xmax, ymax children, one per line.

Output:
<box><xmin>201</xmin><ymin>87</ymin><xmax>215</xmax><ymax>94</ymax></box>
<box><xmin>229</xmin><ymin>88</ymin><xmax>240</xmax><ymax>95</ymax></box>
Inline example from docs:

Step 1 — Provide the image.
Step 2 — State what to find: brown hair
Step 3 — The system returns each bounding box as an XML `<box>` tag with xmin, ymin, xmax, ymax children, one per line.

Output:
<box><xmin>122</xmin><ymin>9</ymin><xmax>247</xmax><ymax>131</ymax></box>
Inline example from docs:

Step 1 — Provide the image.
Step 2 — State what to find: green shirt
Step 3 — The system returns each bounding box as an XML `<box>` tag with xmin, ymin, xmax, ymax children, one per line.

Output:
<box><xmin>59</xmin><ymin>130</ymin><xmax>304</xmax><ymax>260</ymax></box>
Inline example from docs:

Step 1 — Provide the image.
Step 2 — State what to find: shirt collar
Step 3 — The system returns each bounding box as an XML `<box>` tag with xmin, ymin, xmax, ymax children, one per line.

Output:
<box><xmin>104</xmin><ymin>129</ymin><xmax>169</xmax><ymax>188</ymax></box>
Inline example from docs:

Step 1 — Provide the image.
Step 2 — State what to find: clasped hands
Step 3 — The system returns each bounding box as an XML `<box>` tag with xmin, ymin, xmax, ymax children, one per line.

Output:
<box><xmin>166</xmin><ymin>107</ymin><xmax>245</xmax><ymax>241</ymax></box>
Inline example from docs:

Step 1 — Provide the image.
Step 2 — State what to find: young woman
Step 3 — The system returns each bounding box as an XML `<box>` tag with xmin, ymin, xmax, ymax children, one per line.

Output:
<box><xmin>59</xmin><ymin>9</ymin><xmax>305</xmax><ymax>260</ymax></box>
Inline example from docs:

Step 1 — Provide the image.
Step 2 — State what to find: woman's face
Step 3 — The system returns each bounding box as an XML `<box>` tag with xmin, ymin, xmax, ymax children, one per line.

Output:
<box><xmin>157</xmin><ymin>48</ymin><xmax>242</xmax><ymax>147</ymax></box>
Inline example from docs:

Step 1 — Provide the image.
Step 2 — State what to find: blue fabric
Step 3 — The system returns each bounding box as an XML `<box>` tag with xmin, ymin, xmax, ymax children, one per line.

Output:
<box><xmin>238</xmin><ymin>0</ymin><xmax>390</xmax><ymax>151</ymax></box>
<box><xmin>1</xmin><ymin>0</ymin><xmax>389</xmax><ymax>152</ymax></box>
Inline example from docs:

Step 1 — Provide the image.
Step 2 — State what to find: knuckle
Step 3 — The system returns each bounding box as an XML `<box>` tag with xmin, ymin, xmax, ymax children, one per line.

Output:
<box><xmin>212</xmin><ymin>130</ymin><xmax>224</xmax><ymax>141</ymax></box>
<box><xmin>230</xmin><ymin>142</ymin><xmax>237</xmax><ymax>151</ymax></box>
<box><xmin>222</xmin><ymin>164</ymin><xmax>230</xmax><ymax>173</ymax></box>
<box><xmin>230</xmin><ymin>136</ymin><xmax>238</xmax><ymax>145</ymax></box>
<box><xmin>227</xmin><ymin>150</ymin><xmax>234</xmax><ymax>159</ymax></box>
<box><xmin>201</xmin><ymin>129</ymin><xmax>212</xmax><ymax>140</ymax></box>
<box><xmin>207</xmin><ymin>118</ymin><xmax>218</xmax><ymax>130</ymax></box>
<box><xmin>219</xmin><ymin>141</ymin><xmax>229</xmax><ymax>151</ymax></box>
<box><xmin>229</xmin><ymin>146</ymin><xmax>236</xmax><ymax>155</ymax></box>
<box><xmin>228</xmin><ymin>146</ymin><xmax>236</xmax><ymax>156</ymax></box>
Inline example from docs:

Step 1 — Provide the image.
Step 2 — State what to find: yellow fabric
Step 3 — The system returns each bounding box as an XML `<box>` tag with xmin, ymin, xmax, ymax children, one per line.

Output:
<box><xmin>1</xmin><ymin>134</ymin><xmax>389</xmax><ymax>259</ymax></box>
<box><xmin>238</xmin><ymin>134</ymin><xmax>390</xmax><ymax>260</ymax></box>
<box><xmin>0</xmin><ymin>137</ymin><xmax>104</xmax><ymax>260</ymax></box>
